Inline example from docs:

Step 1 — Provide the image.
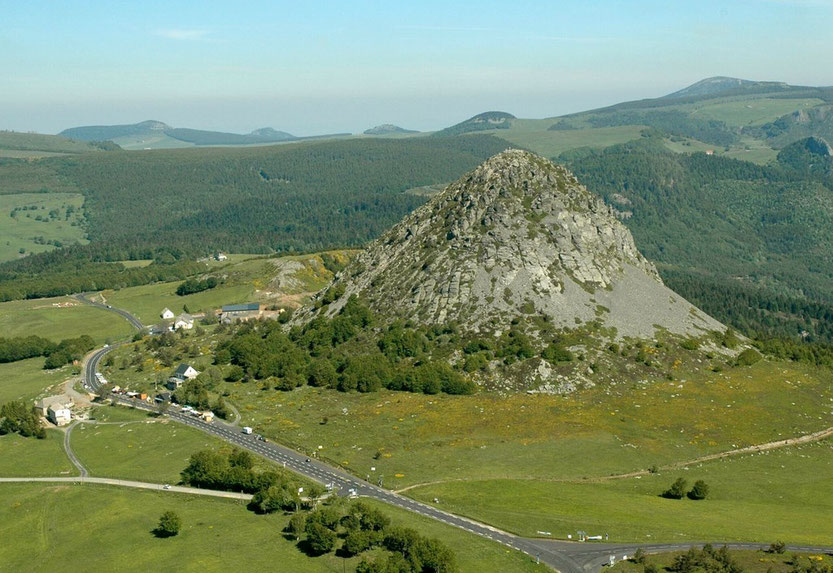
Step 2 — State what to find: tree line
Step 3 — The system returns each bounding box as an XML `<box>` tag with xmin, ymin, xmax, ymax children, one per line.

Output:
<box><xmin>0</xmin><ymin>334</ymin><xmax>95</xmax><ymax>369</ymax></box>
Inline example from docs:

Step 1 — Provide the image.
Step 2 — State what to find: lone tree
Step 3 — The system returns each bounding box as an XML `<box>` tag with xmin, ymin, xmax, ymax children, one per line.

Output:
<box><xmin>663</xmin><ymin>477</ymin><xmax>688</xmax><ymax>499</ymax></box>
<box><xmin>688</xmin><ymin>479</ymin><xmax>710</xmax><ymax>500</ymax></box>
<box><xmin>154</xmin><ymin>510</ymin><xmax>182</xmax><ymax>538</ymax></box>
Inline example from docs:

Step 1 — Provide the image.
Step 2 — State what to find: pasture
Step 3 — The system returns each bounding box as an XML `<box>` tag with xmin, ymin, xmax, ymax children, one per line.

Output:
<box><xmin>0</xmin><ymin>296</ymin><xmax>134</xmax><ymax>342</ymax></box>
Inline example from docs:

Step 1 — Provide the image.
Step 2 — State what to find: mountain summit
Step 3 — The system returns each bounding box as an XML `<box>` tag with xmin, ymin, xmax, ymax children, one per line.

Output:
<box><xmin>301</xmin><ymin>150</ymin><xmax>722</xmax><ymax>339</ymax></box>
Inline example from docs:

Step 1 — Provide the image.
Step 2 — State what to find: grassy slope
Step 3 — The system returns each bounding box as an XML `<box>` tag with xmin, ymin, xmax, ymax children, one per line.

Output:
<box><xmin>0</xmin><ymin>430</ymin><xmax>74</xmax><ymax>476</ymax></box>
<box><xmin>71</xmin><ymin>407</ymin><xmax>231</xmax><ymax>483</ymax></box>
<box><xmin>103</xmin><ymin>253</ymin><xmax>337</xmax><ymax>325</ymax></box>
<box><xmin>0</xmin><ymin>483</ymin><xmax>542</xmax><ymax>573</ymax></box>
<box><xmin>0</xmin><ymin>192</ymin><xmax>87</xmax><ymax>262</ymax></box>
<box><xmin>0</xmin><ymin>358</ymin><xmax>73</xmax><ymax>404</ymax></box>
<box><xmin>493</xmin><ymin>120</ymin><xmax>646</xmax><ymax>157</ymax></box>
<box><xmin>221</xmin><ymin>360</ymin><xmax>831</xmax><ymax>489</ymax></box>
<box><xmin>408</xmin><ymin>438</ymin><xmax>833</xmax><ymax>544</ymax></box>
<box><xmin>0</xmin><ymin>131</ymin><xmax>104</xmax><ymax>154</ymax></box>
<box><xmin>0</xmin><ymin>296</ymin><xmax>134</xmax><ymax>343</ymax></box>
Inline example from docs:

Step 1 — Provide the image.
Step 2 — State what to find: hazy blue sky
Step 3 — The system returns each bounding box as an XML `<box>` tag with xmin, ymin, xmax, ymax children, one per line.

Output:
<box><xmin>2</xmin><ymin>0</ymin><xmax>832</xmax><ymax>135</ymax></box>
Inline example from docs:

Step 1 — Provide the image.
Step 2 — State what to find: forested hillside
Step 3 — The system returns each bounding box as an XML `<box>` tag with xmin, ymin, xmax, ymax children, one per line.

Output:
<box><xmin>563</xmin><ymin>134</ymin><xmax>833</xmax><ymax>314</ymax></box>
<box><xmin>50</xmin><ymin>136</ymin><xmax>510</xmax><ymax>254</ymax></box>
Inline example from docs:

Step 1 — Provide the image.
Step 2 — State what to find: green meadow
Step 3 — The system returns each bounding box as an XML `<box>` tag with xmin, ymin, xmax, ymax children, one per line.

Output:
<box><xmin>0</xmin><ymin>192</ymin><xmax>87</xmax><ymax>262</ymax></box>
<box><xmin>0</xmin><ymin>296</ymin><xmax>134</xmax><ymax>342</ymax></box>
<box><xmin>0</xmin><ymin>358</ymin><xmax>73</xmax><ymax>404</ymax></box>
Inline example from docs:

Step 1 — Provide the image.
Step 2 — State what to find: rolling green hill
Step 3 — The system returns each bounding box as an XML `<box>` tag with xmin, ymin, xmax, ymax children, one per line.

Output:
<box><xmin>0</xmin><ymin>131</ymin><xmax>119</xmax><ymax>158</ymax></box>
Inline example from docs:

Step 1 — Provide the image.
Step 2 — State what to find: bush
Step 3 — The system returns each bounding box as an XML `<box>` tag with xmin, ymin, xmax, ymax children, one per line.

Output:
<box><xmin>541</xmin><ymin>343</ymin><xmax>574</xmax><ymax>363</ymax></box>
<box><xmin>688</xmin><ymin>479</ymin><xmax>709</xmax><ymax>500</ymax></box>
<box><xmin>766</xmin><ymin>541</ymin><xmax>786</xmax><ymax>554</ymax></box>
<box><xmin>736</xmin><ymin>348</ymin><xmax>762</xmax><ymax>366</ymax></box>
<box><xmin>662</xmin><ymin>477</ymin><xmax>688</xmax><ymax>499</ymax></box>
<box><xmin>154</xmin><ymin>511</ymin><xmax>181</xmax><ymax>537</ymax></box>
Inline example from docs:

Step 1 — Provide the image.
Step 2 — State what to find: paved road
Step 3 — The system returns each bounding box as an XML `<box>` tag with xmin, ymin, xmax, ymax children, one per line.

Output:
<box><xmin>78</xmin><ymin>300</ymin><xmax>833</xmax><ymax>573</ymax></box>
<box><xmin>0</xmin><ymin>477</ymin><xmax>251</xmax><ymax>500</ymax></box>
<box><xmin>74</xmin><ymin>292</ymin><xmax>144</xmax><ymax>330</ymax></box>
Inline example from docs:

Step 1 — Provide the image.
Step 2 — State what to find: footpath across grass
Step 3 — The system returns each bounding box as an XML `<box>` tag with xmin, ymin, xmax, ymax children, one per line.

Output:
<box><xmin>406</xmin><ymin>438</ymin><xmax>833</xmax><ymax>545</ymax></box>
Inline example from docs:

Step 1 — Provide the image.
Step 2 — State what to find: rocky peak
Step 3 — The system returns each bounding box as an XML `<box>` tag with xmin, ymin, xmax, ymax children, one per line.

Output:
<box><xmin>299</xmin><ymin>150</ymin><xmax>722</xmax><ymax>339</ymax></box>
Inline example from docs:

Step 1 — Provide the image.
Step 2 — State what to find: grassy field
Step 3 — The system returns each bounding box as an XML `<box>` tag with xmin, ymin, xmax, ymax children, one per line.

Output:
<box><xmin>103</xmin><ymin>280</ymin><xmax>257</xmax><ymax>326</ymax></box>
<box><xmin>406</xmin><ymin>437</ymin><xmax>833</xmax><ymax>544</ymax></box>
<box><xmin>612</xmin><ymin>549</ymin><xmax>833</xmax><ymax>573</ymax></box>
<box><xmin>0</xmin><ymin>192</ymin><xmax>87</xmax><ymax>262</ymax></box>
<box><xmin>70</xmin><ymin>406</ymin><xmax>233</xmax><ymax>483</ymax></box>
<box><xmin>0</xmin><ymin>131</ymin><xmax>105</xmax><ymax>154</ymax></box>
<box><xmin>689</xmin><ymin>97</ymin><xmax>824</xmax><ymax>127</ymax></box>
<box><xmin>0</xmin><ymin>430</ymin><xmax>74</xmax><ymax>476</ymax></box>
<box><xmin>103</xmin><ymin>252</ymin><xmax>340</xmax><ymax>325</ymax></box>
<box><xmin>0</xmin><ymin>482</ymin><xmax>542</xmax><ymax>573</ymax></box>
<box><xmin>494</xmin><ymin>121</ymin><xmax>646</xmax><ymax>158</ymax></box>
<box><xmin>222</xmin><ymin>360</ymin><xmax>832</xmax><ymax>489</ymax></box>
<box><xmin>0</xmin><ymin>358</ymin><xmax>74</xmax><ymax>404</ymax></box>
<box><xmin>0</xmin><ymin>295</ymin><xmax>134</xmax><ymax>342</ymax></box>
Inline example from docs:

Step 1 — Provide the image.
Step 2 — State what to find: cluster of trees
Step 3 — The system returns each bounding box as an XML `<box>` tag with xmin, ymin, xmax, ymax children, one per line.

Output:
<box><xmin>216</xmin><ymin>297</ymin><xmax>477</xmax><ymax>397</ymax></box>
<box><xmin>0</xmin><ymin>335</ymin><xmax>56</xmax><ymax>363</ymax></box>
<box><xmin>0</xmin><ymin>401</ymin><xmax>45</xmax><ymax>438</ymax></box>
<box><xmin>285</xmin><ymin>500</ymin><xmax>457</xmax><ymax>572</ymax></box>
<box><xmin>0</xmin><ymin>245</ymin><xmax>205</xmax><ymax>301</ymax></box>
<box><xmin>176</xmin><ymin>276</ymin><xmax>219</xmax><ymax>296</ymax></box>
<box><xmin>42</xmin><ymin>335</ymin><xmax>96</xmax><ymax>369</ymax></box>
<box><xmin>669</xmin><ymin>545</ymin><xmax>741</xmax><ymax>573</ymax></box>
<box><xmin>0</xmin><ymin>334</ymin><xmax>95</xmax><ymax>369</ymax></box>
<box><xmin>180</xmin><ymin>448</ymin><xmax>300</xmax><ymax>498</ymax></box>
<box><xmin>663</xmin><ymin>477</ymin><xmax>709</xmax><ymax>500</ymax></box>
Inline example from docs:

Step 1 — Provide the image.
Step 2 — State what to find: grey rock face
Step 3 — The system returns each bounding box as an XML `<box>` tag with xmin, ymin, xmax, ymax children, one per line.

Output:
<box><xmin>297</xmin><ymin>149</ymin><xmax>722</xmax><ymax>338</ymax></box>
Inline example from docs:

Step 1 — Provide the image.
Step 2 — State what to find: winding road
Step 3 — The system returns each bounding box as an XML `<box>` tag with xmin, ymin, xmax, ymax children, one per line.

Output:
<box><xmin>73</xmin><ymin>299</ymin><xmax>833</xmax><ymax>572</ymax></box>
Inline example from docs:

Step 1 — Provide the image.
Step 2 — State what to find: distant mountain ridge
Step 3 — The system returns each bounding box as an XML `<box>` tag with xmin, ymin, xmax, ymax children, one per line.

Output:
<box><xmin>434</xmin><ymin>111</ymin><xmax>516</xmax><ymax>137</ymax></box>
<box><xmin>364</xmin><ymin>124</ymin><xmax>418</xmax><ymax>135</ymax></box>
<box><xmin>663</xmin><ymin>76</ymin><xmax>794</xmax><ymax>99</ymax></box>
<box><xmin>58</xmin><ymin>121</ymin><xmax>349</xmax><ymax>147</ymax></box>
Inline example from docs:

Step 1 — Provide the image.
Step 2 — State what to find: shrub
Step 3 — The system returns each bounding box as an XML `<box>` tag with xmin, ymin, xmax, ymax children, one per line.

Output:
<box><xmin>767</xmin><ymin>541</ymin><xmax>786</xmax><ymax>554</ymax></box>
<box><xmin>154</xmin><ymin>511</ymin><xmax>181</xmax><ymax>538</ymax></box>
<box><xmin>736</xmin><ymin>348</ymin><xmax>762</xmax><ymax>366</ymax></box>
<box><xmin>688</xmin><ymin>479</ymin><xmax>709</xmax><ymax>500</ymax></box>
<box><xmin>662</xmin><ymin>477</ymin><xmax>688</xmax><ymax>499</ymax></box>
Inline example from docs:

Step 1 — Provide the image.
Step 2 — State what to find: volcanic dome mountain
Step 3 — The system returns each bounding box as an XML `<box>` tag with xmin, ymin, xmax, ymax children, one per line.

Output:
<box><xmin>301</xmin><ymin>149</ymin><xmax>723</xmax><ymax>340</ymax></box>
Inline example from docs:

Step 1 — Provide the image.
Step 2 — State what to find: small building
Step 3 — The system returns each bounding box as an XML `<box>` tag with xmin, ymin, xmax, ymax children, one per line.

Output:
<box><xmin>219</xmin><ymin>303</ymin><xmax>263</xmax><ymax>323</ymax></box>
<box><xmin>161</xmin><ymin>307</ymin><xmax>175</xmax><ymax>320</ymax></box>
<box><xmin>202</xmin><ymin>411</ymin><xmax>214</xmax><ymax>422</ymax></box>
<box><xmin>47</xmin><ymin>406</ymin><xmax>72</xmax><ymax>426</ymax></box>
<box><xmin>215</xmin><ymin>253</ymin><xmax>228</xmax><ymax>261</ymax></box>
<box><xmin>173</xmin><ymin>313</ymin><xmax>194</xmax><ymax>330</ymax></box>
<box><xmin>155</xmin><ymin>391</ymin><xmax>172</xmax><ymax>403</ymax></box>
<box><xmin>35</xmin><ymin>395</ymin><xmax>72</xmax><ymax>417</ymax></box>
<box><xmin>167</xmin><ymin>363</ymin><xmax>199</xmax><ymax>390</ymax></box>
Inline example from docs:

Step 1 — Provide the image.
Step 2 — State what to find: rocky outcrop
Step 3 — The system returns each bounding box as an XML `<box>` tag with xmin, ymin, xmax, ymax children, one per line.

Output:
<box><xmin>297</xmin><ymin>150</ymin><xmax>723</xmax><ymax>339</ymax></box>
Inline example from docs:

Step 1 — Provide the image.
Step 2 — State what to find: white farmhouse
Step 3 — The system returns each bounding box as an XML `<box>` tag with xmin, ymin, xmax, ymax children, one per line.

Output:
<box><xmin>161</xmin><ymin>307</ymin><xmax>175</xmax><ymax>320</ymax></box>
<box><xmin>47</xmin><ymin>406</ymin><xmax>72</xmax><ymax>426</ymax></box>
<box><xmin>173</xmin><ymin>313</ymin><xmax>194</xmax><ymax>330</ymax></box>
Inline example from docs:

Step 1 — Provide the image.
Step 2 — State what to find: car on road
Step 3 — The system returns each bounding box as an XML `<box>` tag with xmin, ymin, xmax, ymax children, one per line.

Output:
<box><xmin>163</xmin><ymin>484</ymin><xmax>171</xmax><ymax>490</ymax></box>
<box><xmin>305</xmin><ymin>458</ymin><xmax>311</xmax><ymax>463</ymax></box>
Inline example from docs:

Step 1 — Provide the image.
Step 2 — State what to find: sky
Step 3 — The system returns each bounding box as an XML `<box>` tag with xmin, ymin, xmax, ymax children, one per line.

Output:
<box><xmin>2</xmin><ymin>0</ymin><xmax>833</xmax><ymax>136</ymax></box>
